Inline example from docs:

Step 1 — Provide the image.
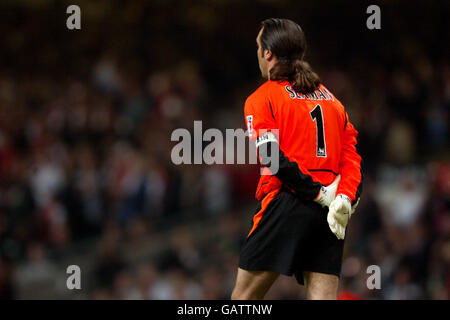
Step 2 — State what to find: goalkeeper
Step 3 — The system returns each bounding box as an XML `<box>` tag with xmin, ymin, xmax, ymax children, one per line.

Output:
<box><xmin>232</xmin><ymin>18</ymin><xmax>363</xmax><ymax>300</ymax></box>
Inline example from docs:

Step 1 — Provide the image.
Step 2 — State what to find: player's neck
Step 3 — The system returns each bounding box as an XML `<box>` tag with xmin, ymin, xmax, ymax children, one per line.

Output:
<box><xmin>266</xmin><ymin>59</ymin><xmax>277</xmax><ymax>80</ymax></box>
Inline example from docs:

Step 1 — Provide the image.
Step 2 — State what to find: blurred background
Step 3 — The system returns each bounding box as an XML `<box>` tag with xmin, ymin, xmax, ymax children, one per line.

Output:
<box><xmin>0</xmin><ymin>0</ymin><xmax>449</xmax><ymax>300</ymax></box>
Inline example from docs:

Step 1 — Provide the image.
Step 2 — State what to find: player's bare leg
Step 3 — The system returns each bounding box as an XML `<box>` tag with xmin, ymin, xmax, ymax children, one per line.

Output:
<box><xmin>231</xmin><ymin>268</ymin><xmax>280</xmax><ymax>300</ymax></box>
<box><xmin>303</xmin><ymin>271</ymin><xmax>339</xmax><ymax>300</ymax></box>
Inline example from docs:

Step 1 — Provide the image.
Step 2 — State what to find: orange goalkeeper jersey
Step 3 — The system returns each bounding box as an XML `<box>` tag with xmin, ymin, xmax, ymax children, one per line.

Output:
<box><xmin>244</xmin><ymin>80</ymin><xmax>362</xmax><ymax>202</ymax></box>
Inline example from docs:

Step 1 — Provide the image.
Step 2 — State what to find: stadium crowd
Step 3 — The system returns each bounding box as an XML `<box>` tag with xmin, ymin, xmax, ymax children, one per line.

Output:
<box><xmin>0</xmin><ymin>1</ymin><xmax>448</xmax><ymax>299</ymax></box>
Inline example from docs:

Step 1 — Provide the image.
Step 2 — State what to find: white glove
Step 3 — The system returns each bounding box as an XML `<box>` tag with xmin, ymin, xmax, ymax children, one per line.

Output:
<box><xmin>314</xmin><ymin>175</ymin><xmax>341</xmax><ymax>208</ymax></box>
<box><xmin>327</xmin><ymin>194</ymin><xmax>358</xmax><ymax>240</ymax></box>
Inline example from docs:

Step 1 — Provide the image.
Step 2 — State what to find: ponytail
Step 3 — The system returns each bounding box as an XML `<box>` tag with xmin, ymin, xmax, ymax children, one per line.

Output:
<box><xmin>290</xmin><ymin>60</ymin><xmax>321</xmax><ymax>93</ymax></box>
<box><xmin>269</xmin><ymin>58</ymin><xmax>321</xmax><ymax>94</ymax></box>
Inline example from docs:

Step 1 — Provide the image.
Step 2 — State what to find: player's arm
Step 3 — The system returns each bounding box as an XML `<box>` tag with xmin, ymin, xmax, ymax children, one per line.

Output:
<box><xmin>245</xmin><ymin>99</ymin><xmax>338</xmax><ymax>207</ymax></box>
<box><xmin>255</xmin><ymin>131</ymin><xmax>339</xmax><ymax>206</ymax></box>
<box><xmin>327</xmin><ymin>113</ymin><xmax>363</xmax><ymax>239</ymax></box>
<box><xmin>335</xmin><ymin>114</ymin><xmax>363</xmax><ymax>204</ymax></box>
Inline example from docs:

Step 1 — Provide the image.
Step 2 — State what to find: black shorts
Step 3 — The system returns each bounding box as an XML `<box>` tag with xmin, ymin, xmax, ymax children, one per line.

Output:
<box><xmin>239</xmin><ymin>188</ymin><xmax>345</xmax><ymax>285</ymax></box>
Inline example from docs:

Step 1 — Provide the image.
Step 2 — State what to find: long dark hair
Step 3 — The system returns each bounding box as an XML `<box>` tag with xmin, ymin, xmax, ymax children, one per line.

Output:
<box><xmin>260</xmin><ymin>18</ymin><xmax>320</xmax><ymax>94</ymax></box>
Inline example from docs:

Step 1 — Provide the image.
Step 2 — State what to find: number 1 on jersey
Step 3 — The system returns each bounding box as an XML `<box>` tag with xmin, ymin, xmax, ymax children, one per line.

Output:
<box><xmin>310</xmin><ymin>104</ymin><xmax>327</xmax><ymax>157</ymax></box>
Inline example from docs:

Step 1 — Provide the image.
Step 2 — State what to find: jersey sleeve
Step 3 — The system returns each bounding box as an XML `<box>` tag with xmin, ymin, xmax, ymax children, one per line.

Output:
<box><xmin>336</xmin><ymin>114</ymin><xmax>363</xmax><ymax>203</ymax></box>
<box><xmin>244</xmin><ymin>96</ymin><xmax>277</xmax><ymax>142</ymax></box>
<box><xmin>244</xmin><ymin>96</ymin><xmax>322</xmax><ymax>200</ymax></box>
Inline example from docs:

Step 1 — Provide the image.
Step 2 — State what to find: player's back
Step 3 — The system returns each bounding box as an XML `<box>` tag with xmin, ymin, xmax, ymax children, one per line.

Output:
<box><xmin>245</xmin><ymin>80</ymin><xmax>350</xmax><ymax>199</ymax></box>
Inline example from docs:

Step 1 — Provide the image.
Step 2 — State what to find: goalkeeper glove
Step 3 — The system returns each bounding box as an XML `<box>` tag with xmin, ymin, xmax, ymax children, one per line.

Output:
<box><xmin>327</xmin><ymin>194</ymin><xmax>359</xmax><ymax>240</ymax></box>
<box><xmin>314</xmin><ymin>175</ymin><xmax>341</xmax><ymax>208</ymax></box>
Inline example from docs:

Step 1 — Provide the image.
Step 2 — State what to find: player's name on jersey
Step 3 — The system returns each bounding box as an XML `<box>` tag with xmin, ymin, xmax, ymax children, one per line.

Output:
<box><xmin>285</xmin><ymin>85</ymin><xmax>334</xmax><ymax>101</ymax></box>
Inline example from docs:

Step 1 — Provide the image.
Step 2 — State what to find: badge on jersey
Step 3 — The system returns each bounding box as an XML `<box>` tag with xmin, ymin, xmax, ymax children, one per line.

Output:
<box><xmin>246</xmin><ymin>115</ymin><xmax>254</xmax><ymax>137</ymax></box>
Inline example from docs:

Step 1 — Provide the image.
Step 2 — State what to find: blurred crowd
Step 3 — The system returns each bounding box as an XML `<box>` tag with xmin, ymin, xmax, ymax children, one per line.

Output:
<box><xmin>0</xmin><ymin>1</ymin><xmax>449</xmax><ymax>300</ymax></box>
